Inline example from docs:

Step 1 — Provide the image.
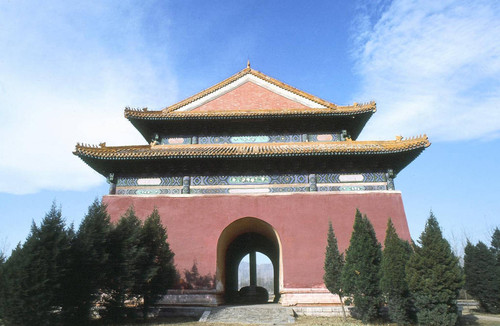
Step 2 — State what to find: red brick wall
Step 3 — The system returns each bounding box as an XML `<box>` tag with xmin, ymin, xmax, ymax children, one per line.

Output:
<box><xmin>103</xmin><ymin>192</ymin><xmax>410</xmax><ymax>290</ymax></box>
<box><xmin>191</xmin><ymin>81</ymin><xmax>311</xmax><ymax>111</ymax></box>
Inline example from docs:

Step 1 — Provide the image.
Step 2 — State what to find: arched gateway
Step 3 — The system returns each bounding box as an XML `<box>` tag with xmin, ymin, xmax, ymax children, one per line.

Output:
<box><xmin>217</xmin><ymin>217</ymin><xmax>282</xmax><ymax>303</ymax></box>
<box><xmin>75</xmin><ymin>65</ymin><xmax>430</xmax><ymax>306</ymax></box>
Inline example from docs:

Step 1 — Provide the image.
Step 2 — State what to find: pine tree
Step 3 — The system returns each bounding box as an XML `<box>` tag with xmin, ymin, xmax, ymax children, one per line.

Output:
<box><xmin>491</xmin><ymin>228</ymin><xmax>500</xmax><ymax>312</ymax></box>
<box><xmin>135</xmin><ymin>208</ymin><xmax>177</xmax><ymax>319</ymax></box>
<box><xmin>341</xmin><ymin>209</ymin><xmax>382</xmax><ymax>323</ymax></box>
<box><xmin>464</xmin><ymin>240</ymin><xmax>498</xmax><ymax>313</ymax></box>
<box><xmin>323</xmin><ymin>221</ymin><xmax>346</xmax><ymax>320</ymax></box>
<box><xmin>491</xmin><ymin>228</ymin><xmax>500</xmax><ymax>259</ymax></box>
<box><xmin>406</xmin><ymin>212</ymin><xmax>463</xmax><ymax>326</ymax></box>
<box><xmin>102</xmin><ymin>206</ymin><xmax>144</xmax><ymax>321</ymax></box>
<box><xmin>0</xmin><ymin>250</ymin><xmax>5</xmax><ymax>320</ymax></box>
<box><xmin>1</xmin><ymin>243</ymin><xmax>27</xmax><ymax>324</ymax></box>
<box><xmin>1</xmin><ymin>203</ymin><xmax>73</xmax><ymax>325</ymax></box>
<box><xmin>380</xmin><ymin>218</ymin><xmax>412</xmax><ymax>325</ymax></box>
<box><xmin>62</xmin><ymin>199</ymin><xmax>112</xmax><ymax>323</ymax></box>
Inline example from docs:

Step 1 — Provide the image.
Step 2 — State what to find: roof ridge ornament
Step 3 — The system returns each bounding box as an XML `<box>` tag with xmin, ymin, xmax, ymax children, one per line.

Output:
<box><xmin>247</xmin><ymin>60</ymin><xmax>251</xmax><ymax>69</ymax></box>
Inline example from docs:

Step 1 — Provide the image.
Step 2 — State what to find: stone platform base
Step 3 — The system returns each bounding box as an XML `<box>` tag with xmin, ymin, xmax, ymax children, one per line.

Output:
<box><xmin>204</xmin><ymin>304</ymin><xmax>295</xmax><ymax>324</ymax></box>
<box><xmin>159</xmin><ymin>288</ymin><xmax>344</xmax><ymax>308</ymax></box>
<box><xmin>293</xmin><ymin>306</ymin><xmax>350</xmax><ymax>317</ymax></box>
<box><xmin>280</xmin><ymin>288</ymin><xmax>341</xmax><ymax>306</ymax></box>
<box><xmin>159</xmin><ymin>289</ymin><xmax>223</xmax><ymax>307</ymax></box>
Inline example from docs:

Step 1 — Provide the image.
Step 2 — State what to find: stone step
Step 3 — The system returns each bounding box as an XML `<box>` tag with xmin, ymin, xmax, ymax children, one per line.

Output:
<box><xmin>201</xmin><ymin>304</ymin><xmax>295</xmax><ymax>324</ymax></box>
<box><xmin>292</xmin><ymin>305</ymin><xmax>348</xmax><ymax>317</ymax></box>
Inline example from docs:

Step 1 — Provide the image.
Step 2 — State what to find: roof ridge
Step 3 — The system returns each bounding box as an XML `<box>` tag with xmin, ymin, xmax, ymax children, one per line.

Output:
<box><xmin>161</xmin><ymin>67</ymin><xmax>337</xmax><ymax>113</ymax></box>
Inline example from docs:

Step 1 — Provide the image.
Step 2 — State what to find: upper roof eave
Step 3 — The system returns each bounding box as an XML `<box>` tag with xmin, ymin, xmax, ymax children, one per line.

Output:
<box><xmin>124</xmin><ymin>102</ymin><xmax>377</xmax><ymax>120</ymax></box>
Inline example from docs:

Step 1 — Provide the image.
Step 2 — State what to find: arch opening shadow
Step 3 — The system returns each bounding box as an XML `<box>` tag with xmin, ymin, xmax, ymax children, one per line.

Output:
<box><xmin>216</xmin><ymin>218</ymin><xmax>282</xmax><ymax>304</ymax></box>
<box><xmin>238</xmin><ymin>252</ymin><xmax>274</xmax><ymax>299</ymax></box>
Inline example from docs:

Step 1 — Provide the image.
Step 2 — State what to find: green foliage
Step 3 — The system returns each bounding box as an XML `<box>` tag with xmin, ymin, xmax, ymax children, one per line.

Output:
<box><xmin>135</xmin><ymin>208</ymin><xmax>177</xmax><ymax>319</ymax></box>
<box><xmin>0</xmin><ymin>201</ymin><xmax>177</xmax><ymax>325</ymax></box>
<box><xmin>183</xmin><ymin>262</ymin><xmax>215</xmax><ymax>289</ymax></box>
<box><xmin>464</xmin><ymin>241</ymin><xmax>498</xmax><ymax>313</ymax></box>
<box><xmin>464</xmin><ymin>227</ymin><xmax>500</xmax><ymax>314</ymax></box>
<box><xmin>1</xmin><ymin>243</ymin><xmax>27</xmax><ymax>325</ymax></box>
<box><xmin>492</xmin><ymin>228</ymin><xmax>500</xmax><ymax>312</ymax></box>
<box><xmin>102</xmin><ymin>206</ymin><xmax>145</xmax><ymax>321</ymax></box>
<box><xmin>62</xmin><ymin>199</ymin><xmax>112</xmax><ymax>324</ymax></box>
<box><xmin>406</xmin><ymin>212</ymin><xmax>463</xmax><ymax>326</ymax></box>
<box><xmin>1</xmin><ymin>203</ymin><xmax>73</xmax><ymax>326</ymax></box>
<box><xmin>323</xmin><ymin>221</ymin><xmax>346</xmax><ymax>319</ymax></box>
<box><xmin>380</xmin><ymin>218</ymin><xmax>412</xmax><ymax>325</ymax></box>
<box><xmin>0</xmin><ymin>250</ymin><xmax>5</xmax><ymax>320</ymax></box>
<box><xmin>341</xmin><ymin>209</ymin><xmax>382</xmax><ymax>323</ymax></box>
<box><xmin>491</xmin><ymin>228</ymin><xmax>500</xmax><ymax>254</ymax></box>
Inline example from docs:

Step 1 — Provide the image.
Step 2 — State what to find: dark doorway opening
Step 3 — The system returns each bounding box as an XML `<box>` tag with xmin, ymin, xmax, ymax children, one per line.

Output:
<box><xmin>225</xmin><ymin>232</ymin><xmax>280</xmax><ymax>303</ymax></box>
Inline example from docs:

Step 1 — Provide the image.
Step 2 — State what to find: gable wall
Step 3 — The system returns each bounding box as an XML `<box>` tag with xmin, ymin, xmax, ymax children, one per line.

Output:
<box><xmin>191</xmin><ymin>81</ymin><xmax>312</xmax><ymax>111</ymax></box>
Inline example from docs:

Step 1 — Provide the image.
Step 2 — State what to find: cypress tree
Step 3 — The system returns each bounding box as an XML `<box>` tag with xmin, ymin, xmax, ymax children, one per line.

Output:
<box><xmin>406</xmin><ymin>212</ymin><xmax>463</xmax><ymax>326</ymax></box>
<box><xmin>380</xmin><ymin>218</ymin><xmax>412</xmax><ymax>325</ymax></box>
<box><xmin>135</xmin><ymin>208</ymin><xmax>177</xmax><ymax>319</ymax></box>
<box><xmin>1</xmin><ymin>243</ymin><xmax>27</xmax><ymax>325</ymax></box>
<box><xmin>341</xmin><ymin>209</ymin><xmax>382</xmax><ymax>323</ymax></box>
<box><xmin>62</xmin><ymin>199</ymin><xmax>112</xmax><ymax>324</ymax></box>
<box><xmin>2</xmin><ymin>203</ymin><xmax>73</xmax><ymax>325</ymax></box>
<box><xmin>491</xmin><ymin>228</ymin><xmax>500</xmax><ymax>259</ymax></box>
<box><xmin>464</xmin><ymin>240</ymin><xmax>498</xmax><ymax>313</ymax></box>
<box><xmin>0</xmin><ymin>250</ymin><xmax>5</xmax><ymax>320</ymax></box>
<box><xmin>102</xmin><ymin>206</ymin><xmax>144</xmax><ymax>321</ymax></box>
<box><xmin>323</xmin><ymin>221</ymin><xmax>346</xmax><ymax>320</ymax></box>
<box><xmin>491</xmin><ymin>228</ymin><xmax>500</xmax><ymax>312</ymax></box>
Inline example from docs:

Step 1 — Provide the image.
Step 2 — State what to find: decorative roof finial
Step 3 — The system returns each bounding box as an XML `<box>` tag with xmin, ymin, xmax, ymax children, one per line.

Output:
<box><xmin>247</xmin><ymin>60</ymin><xmax>251</xmax><ymax>69</ymax></box>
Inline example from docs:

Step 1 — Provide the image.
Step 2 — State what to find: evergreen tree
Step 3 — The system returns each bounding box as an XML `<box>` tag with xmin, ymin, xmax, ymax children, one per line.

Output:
<box><xmin>102</xmin><ymin>206</ymin><xmax>144</xmax><ymax>321</ymax></box>
<box><xmin>491</xmin><ymin>228</ymin><xmax>500</xmax><ymax>312</ymax></box>
<box><xmin>406</xmin><ymin>212</ymin><xmax>463</xmax><ymax>326</ymax></box>
<box><xmin>183</xmin><ymin>262</ymin><xmax>214</xmax><ymax>289</ymax></box>
<box><xmin>464</xmin><ymin>240</ymin><xmax>498</xmax><ymax>313</ymax></box>
<box><xmin>341</xmin><ymin>209</ymin><xmax>382</xmax><ymax>323</ymax></box>
<box><xmin>491</xmin><ymin>227</ymin><xmax>500</xmax><ymax>259</ymax></box>
<box><xmin>380</xmin><ymin>218</ymin><xmax>412</xmax><ymax>325</ymax></box>
<box><xmin>1</xmin><ymin>243</ymin><xmax>27</xmax><ymax>325</ymax></box>
<box><xmin>0</xmin><ymin>250</ymin><xmax>5</xmax><ymax>320</ymax></box>
<box><xmin>2</xmin><ymin>203</ymin><xmax>73</xmax><ymax>325</ymax></box>
<box><xmin>62</xmin><ymin>199</ymin><xmax>112</xmax><ymax>324</ymax></box>
<box><xmin>323</xmin><ymin>221</ymin><xmax>346</xmax><ymax>320</ymax></box>
<box><xmin>135</xmin><ymin>208</ymin><xmax>177</xmax><ymax>319</ymax></box>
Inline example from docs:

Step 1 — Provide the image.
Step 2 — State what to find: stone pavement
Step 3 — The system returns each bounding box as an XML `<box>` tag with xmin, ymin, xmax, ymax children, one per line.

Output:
<box><xmin>200</xmin><ymin>303</ymin><xmax>295</xmax><ymax>324</ymax></box>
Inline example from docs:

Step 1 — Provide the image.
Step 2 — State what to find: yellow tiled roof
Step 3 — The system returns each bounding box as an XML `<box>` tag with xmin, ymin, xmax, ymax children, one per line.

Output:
<box><xmin>74</xmin><ymin>135</ymin><xmax>430</xmax><ymax>160</ymax></box>
<box><xmin>124</xmin><ymin>102</ymin><xmax>376</xmax><ymax>119</ymax></box>
<box><xmin>123</xmin><ymin>67</ymin><xmax>376</xmax><ymax>120</ymax></box>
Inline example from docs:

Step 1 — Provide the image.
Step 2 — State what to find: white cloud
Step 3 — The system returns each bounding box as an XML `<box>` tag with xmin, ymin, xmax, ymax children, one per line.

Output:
<box><xmin>0</xmin><ymin>1</ymin><xmax>178</xmax><ymax>194</ymax></box>
<box><xmin>353</xmin><ymin>0</ymin><xmax>500</xmax><ymax>141</ymax></box>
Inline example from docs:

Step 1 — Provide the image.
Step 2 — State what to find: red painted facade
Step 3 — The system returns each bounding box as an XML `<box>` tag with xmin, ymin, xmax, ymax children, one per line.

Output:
<box><xmin>191</xmin><ymin>81</ymin><xmax>311</xmax><ymax>112</ymax></box>
<box><xmin>103</xmin><ymin>191</ymin><xmax>410</xmax><ymax>290</ymax></box>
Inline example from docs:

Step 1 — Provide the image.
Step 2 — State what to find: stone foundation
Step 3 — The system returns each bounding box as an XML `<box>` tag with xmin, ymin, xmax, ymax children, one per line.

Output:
<box><xmin>159</xmin><ymin>289</ymin><xmax>223</xmax><ymax>307</ymax></box>
<box><xmin>280</xmin><ymin>288</ymin><xmax>342</xmax><ymax>306</ymax></box>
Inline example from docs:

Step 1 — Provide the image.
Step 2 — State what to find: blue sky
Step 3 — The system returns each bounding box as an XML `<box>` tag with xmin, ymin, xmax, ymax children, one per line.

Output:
<box><xmin>1</xmin><ymin>0</ymin><xmax>499</xmax><ymax>255</ymax></box>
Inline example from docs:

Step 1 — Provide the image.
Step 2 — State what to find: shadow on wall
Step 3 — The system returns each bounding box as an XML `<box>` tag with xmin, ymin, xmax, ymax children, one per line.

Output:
<box><xmin>177</xmin><ymin>262</ymin><xmax>215</xmax><ymax>290</ymax></box>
